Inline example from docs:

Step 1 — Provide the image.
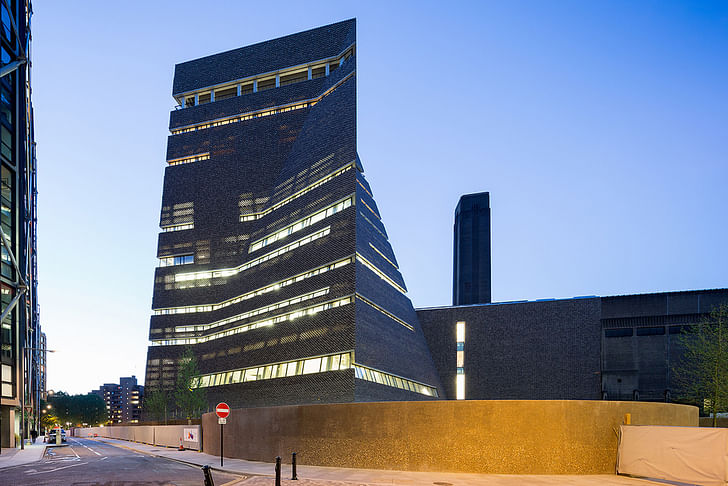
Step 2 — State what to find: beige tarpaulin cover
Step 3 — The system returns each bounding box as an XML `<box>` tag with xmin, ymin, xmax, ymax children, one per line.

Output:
<box><xmin>618</xmin><ymin>425</ymin><xmax>728</xmax><ymax>486</ymax></box>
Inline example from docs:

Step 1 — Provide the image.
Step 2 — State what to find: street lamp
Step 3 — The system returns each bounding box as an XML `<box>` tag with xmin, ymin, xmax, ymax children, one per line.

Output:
<box><xmin>20</xmin><ymin>347</ymin><xmax>55</xmax><ymax>450</ymax></box>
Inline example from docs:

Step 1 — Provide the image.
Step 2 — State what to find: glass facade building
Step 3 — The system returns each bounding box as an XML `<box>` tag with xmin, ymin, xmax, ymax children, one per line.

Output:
<box><xmin>1</xmin><ymin>0</ymin><xmax>43</xmax><ymax>449</ymax></box>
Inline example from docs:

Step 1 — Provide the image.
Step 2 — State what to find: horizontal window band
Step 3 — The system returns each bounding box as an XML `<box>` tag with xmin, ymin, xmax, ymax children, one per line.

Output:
<box><xmin>174</xmin><ymin>287</ymin><xmax>331</xmax><ymax>334</ymax></box>
<box><xmin>193</xmin><ymin>351</ymin><xmax>355</xmax><ymax>389</ymax></box>
<box><xmin>360</xmin><ymin>197</ymin><xmax>380</xmax><ymax>220</ymax></box>
<box><xmin>167</xmin><ymin>152</ymin><xmax>210</xmax><ymax>166</ymax></box>
<box><xmin>359</xmin><ymin>211</ymin><xmax>388</xmax><ymax>240</ymax></box>
<box><xmin>171</xmin><ymin>70</ymin><xmax>355</xmax><ymax>135</ymax></box>
<box><xmin>153</xmin><ymin>256</ymin><xmax>353</xmax><ymax>315</ymax></box>
<box><xmin>368</xmin><ymin>243</ymin><xmax>398</xmax><ymax>269</ymax></box>
<box><xmin>356</xmin><ymin>294</ymin><xmax>414</xmax><ymax>331</ymax></box>
<box><xmin>356</xmin><ymin>253</ymin><xmax>407</xmax><ymax>294</ymax></box>
<box><xmin>150</xmin><ymin>295</ymin><xmax>353</xmax><ymax>346</ymax></box>
<box><xmin>175</xmin><ymin>42</ymin><xmax>355</xmax><ymax>101</ymax></box>
<box><xmin>249</xmin><ymin>195</ymin><xmax>354</xmax><ymax>253</ymax></box>
<box><xmin>158</xmin><ymin>254</ymin><xmax>194</xmax><ymax>267</ymax></box>
<box><xmin>354</xmin><ymin>363</ymin><xmax>438</xmax><ymax>397</ymax></box>
<box><xmin>174</xmin><ymin>226</ymin><xmax>331</xmax><ymax>283</ymax></box>
<box><xmin>240</xmin><ymin>160</ymin><xmax>354</xmax><ymax>222</ymax></box>
<box><xmin>161</xmin><ymin>223</ymin><xmax>194</xmax><ymax>232</ymax></box>
<box><xmin>356</xmin><ymin>178</ymin><xmax>373</xmax><ymax>199</ymax></box>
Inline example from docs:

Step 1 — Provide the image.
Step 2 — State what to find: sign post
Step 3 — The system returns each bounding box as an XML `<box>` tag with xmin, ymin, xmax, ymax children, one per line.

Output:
<box><xmin>216</xmin><ymin>402</ymin><xmax>230</xmax><ymax>467</ymax></box>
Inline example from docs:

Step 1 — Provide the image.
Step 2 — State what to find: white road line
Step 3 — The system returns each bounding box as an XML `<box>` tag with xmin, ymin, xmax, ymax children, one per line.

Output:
<box><xmin>100</xmin><ymin>456</ymin><xmax>109</xmax><ymax>461</ymax></box>
<box><xmin>72</xmin><ymin>438</ymin><xmax>102</xmax><ymax>456</ymax></box>
<box><xmin>27</xmin><ymin>462</ymin><xmax>88</xmax><ymax>475</ymax></box>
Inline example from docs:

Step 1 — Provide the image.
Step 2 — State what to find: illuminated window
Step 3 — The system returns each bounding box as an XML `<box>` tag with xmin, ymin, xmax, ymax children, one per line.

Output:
<box><xmin>174</xmin><ymin>226</ymin><xmax>331</xmax><ymax>284</ymax></box>
<box><xmin>173</xmin><ymin>287</ymin><xmax>330</xmax><ymax>333</ymax></box>
<box><xmin>193</xmin><ymin>352</ymin><xmax>355</xmax><ymax>388</ymax></box>
<box><xmin>353</xmin><ymin>364</ymin><xmax>438</xmax><ymax>397</ymax></box>
<box><xmin>154</xmin><ymin>257</ymin><xmax>351</xmax><ymax>315</ymax></box>
<box><xmin>214</xmin><ymin>86</ymin><xmax>237</xmax><ymax>101</ymax></box>
<box><xmin>150</xmin><ymin>295</ymin><xmax>352</xmax><ymax>346</ymax></box>
<box><xmin>356</xmin><ymin>254</ymin><xmax>407</xmax><ymax>294</ymax></box>
<box><xmin>167</xmin><ymin>153</ymin><xmax>210</xmax><ymax>166</ymax></box>
<box><xmin>170</xmin><ymin>70</ymin><xmax>354</xmax><ymax>135</ymax></box>
<box><xmin>257</xmin><ymin>77</ymin><xmax>275</xmax><ymax>92</ymax></box>
<box><xmin>159</xmin><ymin>254</ymin><xmax>194</xmax><ymax>267</ymax></box>
<box><xmin>239</xmin><ymin>160</ymin><xmax>352</xmax><ymax>222</ymax></box>
<box><xmin>249</xmin><ymin>196</ymin><xmax>353</xmax><ymax>253</ymax></box>
<box><xmin>456</xmin><ymin>321</ymin><xmax>465</xmax><ymax>400</ymax></box>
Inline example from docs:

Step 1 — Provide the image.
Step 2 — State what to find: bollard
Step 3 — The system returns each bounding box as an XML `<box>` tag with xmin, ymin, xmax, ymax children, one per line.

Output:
<box><xmin>202</xmin><ymin>465</ymin><xmax>215</xmax><ymax>486</ymax></box>
<box><xmin>292</xmin><ymin>452</ymin><xmax>298</xmax><ymax>480</ymax></box>
<box><xmin>624</xmin><ymin>413</ymin><xmax>631</xmax><ymax>425</ymax></box>
<box><xmin>275</xmin><ymin>456</ymin><xmax>281</xmax><ymax>486</ymax></box>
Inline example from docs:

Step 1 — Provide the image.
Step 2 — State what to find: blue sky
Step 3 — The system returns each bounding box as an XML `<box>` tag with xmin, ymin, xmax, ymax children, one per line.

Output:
<box><xmin>32</xmin><ymin>1</ymin><xmax>727</xmax><ymax>394</ymax></box>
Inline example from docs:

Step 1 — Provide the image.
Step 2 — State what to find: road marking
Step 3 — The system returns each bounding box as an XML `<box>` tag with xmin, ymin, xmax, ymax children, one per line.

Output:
<box><xmin>26</xmin><ymin>462</ymin><xmax>87</xmax><ymax>475</ymax></box>
<box><xmin>100</xmin><ymin>456</ymin><xmax>109</xmax><ymax>461</ymax></box>
<box><xmin>72</xmin><ymin>438</ymin><xmax>103</xmax><ymax>456</ymax></box>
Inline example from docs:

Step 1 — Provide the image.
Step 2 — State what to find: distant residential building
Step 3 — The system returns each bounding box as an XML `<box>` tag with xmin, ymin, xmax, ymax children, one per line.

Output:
<box><xmin>453</xmin><ymin>192</ymin><xmax>491</xmax><ymax>305</ymax></box>
<box><xmin>92</xmin><ymin>376</ymin><xmax>144</xmax><ymax>424</ymax></box>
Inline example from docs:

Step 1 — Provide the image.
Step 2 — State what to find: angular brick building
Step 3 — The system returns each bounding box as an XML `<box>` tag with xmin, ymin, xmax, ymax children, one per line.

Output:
<box><xmin>144</xmin><ymin>19</ymin><xmax>443</xmax><ymax>409</ymax></box>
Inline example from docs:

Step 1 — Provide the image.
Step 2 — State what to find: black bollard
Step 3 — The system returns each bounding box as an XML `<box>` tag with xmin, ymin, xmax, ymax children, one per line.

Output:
<box><xmin>202</xmin><ymin>465</ymin><xmax>215</xmax><ymax>486</ymax></box>
<box><xmin>275</xmin><ymin>456</ymin><xmax>282</xmax><ymax>486</ymax></box>
<box><xmin>291</xmin><ymin>452</ymin><xmax>298</xmax><ymax>480</ymax></box>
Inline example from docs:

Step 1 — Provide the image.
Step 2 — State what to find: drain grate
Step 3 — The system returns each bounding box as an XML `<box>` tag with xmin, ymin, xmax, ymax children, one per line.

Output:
<box><xmin>433</xmin><ymin>482</ymin><xmax>453</xmax><ymax>486</ymax></box>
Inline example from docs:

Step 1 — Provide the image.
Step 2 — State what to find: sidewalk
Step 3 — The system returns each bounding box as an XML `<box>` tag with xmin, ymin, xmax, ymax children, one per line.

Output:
<box><xmin>0</xmin><ymin>442</ymin><xmax>47</xmax><ymax>469</ymax></box>
<box><xmin>93</xmin><ymin>437</ymin><xmax>666</xmax><ymax>486</ymax></box>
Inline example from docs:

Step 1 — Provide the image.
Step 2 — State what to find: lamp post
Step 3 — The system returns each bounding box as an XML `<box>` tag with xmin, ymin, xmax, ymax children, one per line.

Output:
<box><xmin>20</xmin><ymin>346</ymin><xmax>54</xmax><ymax>450</ymax></box>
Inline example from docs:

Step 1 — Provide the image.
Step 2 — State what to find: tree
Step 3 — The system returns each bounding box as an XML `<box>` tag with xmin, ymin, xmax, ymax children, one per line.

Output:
<box><xmin>673</xmin><ymin>303</ymin><xmax>728</xmax><ymax>426</ymax></box>
<box><xmin>174</xmin><ymin>347</ymin><xmax>207</xmax><ymax>420</ymax></box>
<box><xmin>144</xmin><ymin>389</ymin><xmax>169</xmax><ymax>424</ymax></box>
<box><xmin>46</xmin><ymin>392</ymin><xmax>106</xmax><ymax>427</ymax></box>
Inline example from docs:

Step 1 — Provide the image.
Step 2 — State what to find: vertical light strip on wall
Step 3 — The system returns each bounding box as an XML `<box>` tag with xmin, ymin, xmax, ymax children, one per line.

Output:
<box><xmin>456</xmin><ymin>321</ymin><xmax>465</xmax><ymax>400</ymax></box>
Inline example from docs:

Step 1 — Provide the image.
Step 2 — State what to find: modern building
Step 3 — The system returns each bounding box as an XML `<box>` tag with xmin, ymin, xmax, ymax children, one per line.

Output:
<box><xmin>1</xmin><ymin>1</ymin><xmax>42</xmax><ymax>449</ymax></box>
<box><xmin>144</xmin><ymin>19</ymin><xmax>443</xmax><ymax>410</ymax></box>
<box><xmin>143</xmin><ymin>19</ymin><xmax>726</xmax><ymax>414</ymax></box>
<box><xmin>93</xmin><ymin>376</ymin><xmax>144</xmax><ymax>424</ymax></box>
<box><xmin>452</xmin><ymin>192</ymin><xmax>491</xmax><ymax>306</ymax></box>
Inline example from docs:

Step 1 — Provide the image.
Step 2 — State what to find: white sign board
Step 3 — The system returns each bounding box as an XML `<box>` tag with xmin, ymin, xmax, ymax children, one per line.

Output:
<box><xmin>218</xmin><ymin>417</ymin><xmax>227</xmax><ymax>425</ymax></box>
<box><xmin>183</xmin><ymin>428</ymin><xmax>198</xmax><ymax>443</ymax></box>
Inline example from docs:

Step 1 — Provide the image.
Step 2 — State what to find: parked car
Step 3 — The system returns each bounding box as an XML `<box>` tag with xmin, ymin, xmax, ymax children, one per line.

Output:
<box><xmin>47</xmin><ymin>428</ymin><xmax>66</xmax><ymax>443</ymax></box>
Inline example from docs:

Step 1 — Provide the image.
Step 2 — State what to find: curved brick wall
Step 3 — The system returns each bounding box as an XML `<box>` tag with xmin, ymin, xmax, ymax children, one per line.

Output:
<box><xmin>202</xmin><ymin>400</ymin><xmax>697</xmax><ymax>474</ymax></box>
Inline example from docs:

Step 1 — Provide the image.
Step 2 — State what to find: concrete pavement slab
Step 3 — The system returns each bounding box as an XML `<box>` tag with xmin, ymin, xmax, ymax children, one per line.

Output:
<box><xmin>0</xmin><ymin>443</ymin><xmax>47</xmax><ymax>469</ymax></box>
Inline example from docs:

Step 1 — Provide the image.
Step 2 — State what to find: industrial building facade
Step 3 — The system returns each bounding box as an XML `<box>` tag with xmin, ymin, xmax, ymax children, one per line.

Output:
<box><xmin>144</xmin><ymin>19</ymin><xmax>443</xmax><ymax>409</ymax></box>
<box><xmin>418</xmin><ymin>288</ymin><xmax>728</xmax><ymax>403</ymax></box>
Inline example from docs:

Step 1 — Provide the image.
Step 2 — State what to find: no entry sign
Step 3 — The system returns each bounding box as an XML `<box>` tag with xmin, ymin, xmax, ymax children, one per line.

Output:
<box><xmin>216</xmin><ymin>402</ymin><xmax>230</xmax><ymax>419</ymax></box>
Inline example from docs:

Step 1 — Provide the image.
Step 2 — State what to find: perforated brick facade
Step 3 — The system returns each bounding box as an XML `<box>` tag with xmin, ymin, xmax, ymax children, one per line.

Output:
<box><xmin>144</xmin><ymin>19</ymin><xmax>443</xmax><ymax>411</ymax></box>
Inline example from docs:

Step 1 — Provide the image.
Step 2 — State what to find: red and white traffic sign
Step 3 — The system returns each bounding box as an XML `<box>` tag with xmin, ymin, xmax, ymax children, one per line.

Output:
<box><xmin>216</xmin><ymin>402</ymin><xmax>230</xmax><ymax>419</ymax></box>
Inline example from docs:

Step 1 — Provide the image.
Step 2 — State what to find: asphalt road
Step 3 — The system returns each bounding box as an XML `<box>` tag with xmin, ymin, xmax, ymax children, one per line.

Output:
<box><xmin>1</xmin><ymin>437</ymin><xmax>243</xmax><ymax>485</ymax></box>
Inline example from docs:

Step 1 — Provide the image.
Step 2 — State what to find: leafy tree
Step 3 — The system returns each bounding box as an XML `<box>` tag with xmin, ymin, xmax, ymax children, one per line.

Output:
<box><xmin>673</xmin><ymin>303</ymin><xmax>728</xmax><ymax>426</ymax></box>
<box><xmin>46</xmin><ymin>392</ymin><xmax>106</xmax><ymax>427</ymax></box>
<box><xmin>174</xmin><ymin>347</ymin><xmax>207</xmax><ymax>420</ymax></box>
<box><xmin>144</xmin><ymin>389</ymin><xmax>169</xmax><ymax>424</ymax></box>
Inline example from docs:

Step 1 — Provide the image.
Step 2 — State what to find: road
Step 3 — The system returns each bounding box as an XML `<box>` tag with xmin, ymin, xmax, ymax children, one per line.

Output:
<box><xmin>2</xmin><ymin>436</ymin><xmax>243</xmax><ymax>485</ymax></box>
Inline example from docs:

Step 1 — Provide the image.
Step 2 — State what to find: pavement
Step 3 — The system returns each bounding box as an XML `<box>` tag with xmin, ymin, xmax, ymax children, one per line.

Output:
<box><xmin>0</xmin><ymin>441</ymin><xmax>47</xmax><ymax>469</ymax></box>
<box><xmin>59</xmin><ymin>436</ymin><xmax>674</xmax><ymax>486</ymax></box>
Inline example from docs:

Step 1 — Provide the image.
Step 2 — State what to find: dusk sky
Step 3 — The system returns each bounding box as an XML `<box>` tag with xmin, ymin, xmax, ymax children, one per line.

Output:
<box><xmin>32</xmin><ymin>1</ymin><xmax>727</xmax><ymax>394</ymax></box>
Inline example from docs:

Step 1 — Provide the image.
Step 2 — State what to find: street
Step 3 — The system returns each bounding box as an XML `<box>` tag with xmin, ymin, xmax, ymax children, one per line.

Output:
<box><xmin>1</xmin><ymin>437</ymin><xmax>242</xmax><ymax>485</ymax></box>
